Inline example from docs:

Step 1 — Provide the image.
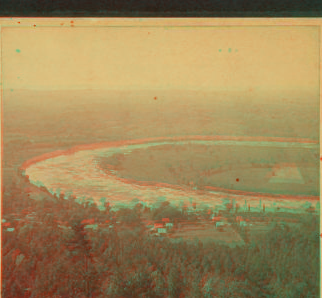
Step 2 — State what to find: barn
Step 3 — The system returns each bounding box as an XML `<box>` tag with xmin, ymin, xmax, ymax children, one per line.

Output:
<box><xmin>154</xmin><ymin>223</ymin><xmax>164</xmax><ymax>229</ymax></box>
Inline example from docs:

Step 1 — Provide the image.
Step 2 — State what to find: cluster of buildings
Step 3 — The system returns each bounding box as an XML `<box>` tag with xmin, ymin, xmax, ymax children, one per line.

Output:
<box><xmin>235</xmin><ymin>216</ymin><xmax>250</xmax><ymax>227</ymax></box>
<box><xmin>74</xmin><ymin>209</ymin><xmax>252</xmax><ymax>236</ymax></box>
<box><xmin>2</xmin><ymin>219</ymin><xmax>15</xmax><ymax>232</ymax></box>
<box><xmin>149</xmin><ymin>218</ymin><xmax>174</xmax><ymax>235</ymax></box>
<box><xmin>211</xmin><ymin>214</ymin><xmax>250</xmax><ymax>229</ymax></box>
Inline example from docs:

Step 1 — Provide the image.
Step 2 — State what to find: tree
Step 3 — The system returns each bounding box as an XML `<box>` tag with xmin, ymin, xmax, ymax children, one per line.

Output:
<box><xmin>105</xmin><ymin>201</ymin><xmax>111</xmax><ymax>214</ymax></box>
<box><xmin>107</xmin><ymin>269</ymin><xmax>124</xmax><ymax>297</ymax></box>
<box><xmin>188</xmin><ymin>275</ymin><xmax>202</xmax><ymax>298</ymax></box>
<box><xmin>67</xmin><ymin>222</ymin><xmax>99</xmax><ymax>298</ymax></box>
<box><xmin>152</xmin><ymin>203</ymin><xmax>184</xmax><ymax>221</ymax></box>
<box><xmin>151</xmin><ymin>270</ymin><xmax>165</xmax><ymax>297</ymax></box>
<box><xmin>168</xmin><ymin>267</ymin><xmax>181</xmax><ymax>298</ymax></box>
<box><xmin>117</xmin><ymin>207</ymin><xmax>141</xmax><ymax>225</ymax></box>
<box><xmin>226</xmin><ymin>203</ymin><xmax>233</xmax><ymax>212</ymax></box>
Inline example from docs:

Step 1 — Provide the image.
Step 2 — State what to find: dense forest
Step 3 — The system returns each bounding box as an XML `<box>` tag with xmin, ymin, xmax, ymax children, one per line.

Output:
<box><xmin>2</xmin><ymin>179</ymin><xmax>319</xmax><ymax>298</ymax></box>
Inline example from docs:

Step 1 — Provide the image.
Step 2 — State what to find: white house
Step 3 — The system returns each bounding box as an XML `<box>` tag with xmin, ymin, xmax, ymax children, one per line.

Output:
<box><xmin>215</xmin><ymin>222</ymin><xmax>225</xmax><ymax>229</ymax></box>
<box><xmin>165</xmin><ymin>223</ymin><xmax>173</xmax><ymax>229</ymax></box>
<box><xmin>240</xmin><ymin>221</ymin><xmax>247</xmax><ymax>227</ymax></box>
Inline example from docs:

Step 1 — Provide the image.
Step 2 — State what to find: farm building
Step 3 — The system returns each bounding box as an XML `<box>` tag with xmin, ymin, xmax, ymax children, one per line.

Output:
<box><xmin>215</xmin><ymin>222</ymin><xmax>225</xmax><ymax>229</ymax></box>
<box><xmin>240</xmin><ymin>221</ymin><xmax>248</xmax><ymax>227</ymax></box>
<box><xmin>84</xmin><ymin>224</ymin><xmax>98</xmax><ymax>230</ymax></box>
<box><xmin>212</xmin><ymin>216</ymin><xmax>222</xmax><ymax>222</ymax></box>
<box><xmin>165</xmin><ymin>223</ymin><xmax>173</xmax><ymax>229</ymax></box>
<box><xmin>81</xmin><ymin>219</ymin><xmax>95</xmax><ymax>225</ymax></box>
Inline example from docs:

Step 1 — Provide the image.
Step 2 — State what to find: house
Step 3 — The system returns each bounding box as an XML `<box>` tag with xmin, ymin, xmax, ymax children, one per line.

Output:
<box><xmin>154</xmin><ymin>223</ymin><xmax>164</xmax><ymax>229</ymax></box>
<box><xmin>84</xmin><ymin>224</ymin><xmax>98</xmax><ymax>230</ymax></box>
<box><xmin>215</xmin><ymin>222</ymin><xmax>225</xmax><ymax>229</ymax></box>
<box><xmin>81</xmin><ymin>219</ymin><xmax>95</xmax><ymax>225</ymax></box>
<box><xmin>236</xmin><ymin>216</ymin><xmax>243</xmax><ymax>222</ymax></box>
<box><xmin>240</xmin><ymin>221</ymin><xmax>247</xmax><ymax>227</ymax></box>
<box><xmin>212</xmin><ymin>216</ymin><xmax>222</xmax><ymax>222</ymax></box>
<box><xmin>158</xmin><ymin>228</ymin><xmax>167</xmax><ymax>234</ymax></box>
<box><xmin>165</xmin><ymin>223</ymin><xmax>173</xmax><ymax>229</ymax></box>
<box><xmin>162</xmin><ymin>218</ymin><xmax>170</xmax><ymax>223</ymax></box>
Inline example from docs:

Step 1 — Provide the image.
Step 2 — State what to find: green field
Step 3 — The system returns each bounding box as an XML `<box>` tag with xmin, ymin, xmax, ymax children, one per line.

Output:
<box><xmin>98</xmin><ymin>142</ymin><xmax>319</xmax><ymax>196</ymax></box>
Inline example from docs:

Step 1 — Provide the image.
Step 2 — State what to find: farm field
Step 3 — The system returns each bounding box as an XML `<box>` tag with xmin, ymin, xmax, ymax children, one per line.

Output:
<box><xmin>169</xmin><ymin>222</ymin><xmax>245</xmax><ymax>247</ymax></box>
<box><xmin>98</xmin><ymin>142</ymin><xmax>319</xmax><ymax>196</ymax></box>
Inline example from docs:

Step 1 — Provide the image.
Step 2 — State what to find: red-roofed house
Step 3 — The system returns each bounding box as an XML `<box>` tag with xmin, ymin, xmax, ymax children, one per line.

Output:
<box><xmin>55</xmin><ymin>220</ymin><xmax>65</xmax><ymax>225</ymax></box>
<box><xmin>81</xmin><ymin>219</ymin><xmax>95</xmax><ymax>225</ymax></box>
<box><xmin>154</xmin><ymin>223</ymin><xmax>164</xmax><ymax>229</ymax></box>
<box><xmin>162</xmin><ymin>218</ymin><xmax>170</xmax><ymax>223</ymax></box>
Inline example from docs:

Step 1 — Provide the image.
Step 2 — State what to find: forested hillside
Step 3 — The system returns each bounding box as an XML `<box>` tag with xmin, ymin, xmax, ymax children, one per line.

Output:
<box><xmin>2</xmin><ymin>181</ymin><xmax>319</xmax><ymax>298</ymax></box>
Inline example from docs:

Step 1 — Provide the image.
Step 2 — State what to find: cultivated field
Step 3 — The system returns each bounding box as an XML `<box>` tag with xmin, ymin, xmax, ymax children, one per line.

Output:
<box><xmin>98</xmin><ymin>142</ymin><xmax>318</xmax><ymax>196</ymax></box>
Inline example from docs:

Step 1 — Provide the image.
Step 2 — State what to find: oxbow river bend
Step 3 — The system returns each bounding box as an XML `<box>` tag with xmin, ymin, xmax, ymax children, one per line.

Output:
<box><xmin>23</xmin><ymin>137</ymin><xmax>319</xmax><ymax>212</ymax></box>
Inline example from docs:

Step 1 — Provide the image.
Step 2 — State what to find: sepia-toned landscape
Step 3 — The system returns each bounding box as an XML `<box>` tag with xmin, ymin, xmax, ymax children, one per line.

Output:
<box><xmin>2</xmin><ymin>24</ymin><xmax>320</xmax><ymax>298</ymax></box>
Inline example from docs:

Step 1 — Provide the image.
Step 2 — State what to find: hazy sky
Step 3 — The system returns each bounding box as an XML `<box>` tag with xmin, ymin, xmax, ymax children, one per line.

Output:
<box><xmin>2</xmin><ymin>26</ymin><xmax>319</xmax><ymax>91</ymax></box>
